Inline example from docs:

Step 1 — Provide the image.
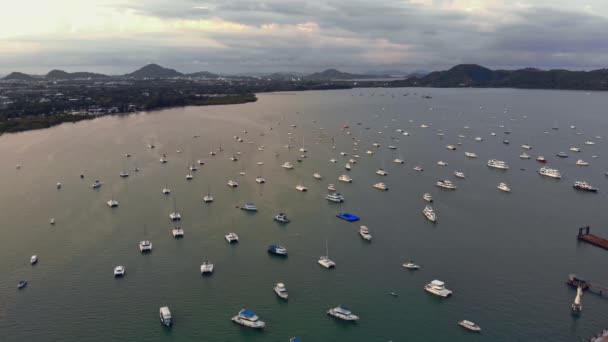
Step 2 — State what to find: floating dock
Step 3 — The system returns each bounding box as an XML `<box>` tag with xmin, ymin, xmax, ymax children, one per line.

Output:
<box><xmin>577</xmin><ymin>226</ymin><xmax>608</xmax><ymax>250</ymax></box>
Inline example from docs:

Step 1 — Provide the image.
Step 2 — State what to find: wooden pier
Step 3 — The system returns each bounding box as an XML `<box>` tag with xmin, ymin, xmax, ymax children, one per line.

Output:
<box><xmin>577</xmin><ymin>226</ymin><xmax>608</xmax><ymax>250</ymax></box>
<box><xmin>567</xmin><ymin>274</ymin><xmax>608</xmax><ymax>296</ymax></box>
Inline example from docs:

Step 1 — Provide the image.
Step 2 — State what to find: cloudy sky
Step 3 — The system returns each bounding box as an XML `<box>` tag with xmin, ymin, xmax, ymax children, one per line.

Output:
<box><xmin>1</xmin><ymin>0</ymin><xmax>606</xmax><ymax>74</ymax></box>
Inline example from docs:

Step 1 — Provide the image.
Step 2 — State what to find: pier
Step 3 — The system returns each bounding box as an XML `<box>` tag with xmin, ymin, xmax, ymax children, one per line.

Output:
<box><xmin>577</xmin><ymin>226</ymin><xmax>608</xmax><ymax>250</ymax></box>
<box><xmin>567</xmin><ymin>274</ymin><xmax>608</xmax><ymax>296</ymax></box>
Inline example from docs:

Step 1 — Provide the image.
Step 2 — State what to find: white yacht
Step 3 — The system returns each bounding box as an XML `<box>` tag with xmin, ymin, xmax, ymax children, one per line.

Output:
<box><xmin>376</xmin><ymin>169</ymin><xmax>388</xmax><ymax>176</ymax></box>
<box><xmin>413</xmin><ymin>166</ymin><xmax>424</xmax><ymax>172</ymax></box>
<box><xmin>159</xmin><ymin>307</ymin><xmax>172</xmax><ymax>327</ymax></box>
<box><xmin>327</xmin><ymin>306</ymin><xmax>359</xmax><ymax>321</ymax></box>
<box><xmin>345</xmin><ymin>163</ymin><xmax>352</xmax><ymax>170</ymax></box>
<box><xmin>295</xmin><ymin>184</ymin><xmax>308</xmax><ymax>192</ymax></box>
<box><xmin>446</xmin><ymin>145</ymin><xmax>457</xmax><ymax>150</ymax></box>
<box><xmin>227</xmin><ymin>179</ymin><xmax>239</xmax><ymax>187</ymax></box>
<box><xmin>114</xmin><ymin>265</ymin><xmax>125</xmax><ymax>277</ymax></box>
<box><xmin>231</xmin><ymin>309</ymin><xmax>266</xmax><ymax>329</ymax></box>
<box><xmin>424</xmin><ymin>280</ymin><xmax>452</xmax><ymax>297</ymax></box>
<box><xmin>437</xmin><ymin>161</ymin><xmax>448</xmax><ymax>166</ymax></box>
<box><xmin>92</xmin><ymin>180</ymin><xmax>102</xmax><ymax>189</ymax></box>
<box><xmin>338</xmin><ymin>175</ymin><xmax>353</xmax><ymax>183</ymax></box>
<box><xmin>487</xmin><ymin>159</ymin><xmax>509</xmax><ymax>170</ymax></box>
<box><xmin>393</xmin><ymin>158</ymin><xmax>404</xmax><ymax>164</ymax></box>
<box><xmin>107</xmin><ymin>199</ymin><xmax>119</xmax><ymax>208</ymax></box>
<box><xmin>281</xmin><ymin>162</ymin><xmax>294</xmax><ymax>169</ymax></box>
<box><xmin>255</xmin><ymin>176</ymin><xmax>266</xmax><ymax>183</ymax></box>
<box><xmin>200</xmin><ymin>260</ymin><xmax>214</xmax><ymax>274</ymax></box>
<box><xmin>497</xmin><ymin>183</ymin><xmax>511</xmax><ymax>192</ymax></box>
<box><xmin>139</xmin><ymin>240</ymin><xmax>152</xmax><ymax>252</ymax></box>
<box><xmin>327</xmin><ymin>183</ymin><xmax>337</xmax><ymax>191</ymax></box>
<box><xmin>423</xmin><ymin>205</ymin><xmax>436</xmax><ymax>222</ymax></box>
<box><xmin>520</xmin><ymin>153</ymin><xmax>531</xmax><ymax>159</ymax></box>
<box><xmin>329</xmin><ymin>158</ymin><xmax>337</xmax><ymax>163</ymax></box>
<box><xmin>402</xmin><ymin>261</ymin><xmax>420</xmax><ymax>270</ymax></box>
<box><xmin>30</xmin><ymin>255</ymin><xmax>38</xmax><ymax>265</ymax></box>
<box><xmin>538</xmin><ymin>167</ymin><xmax>561</xmax><ymax>179</ymax></box>
<box><xmin>458</xmin><ymin>320</ymin><xmax>481</xmax><ymax>332</ymax></box>
<box><xmin>521</xmin><ymin>144</ymin><xmax>532</xmax><ymax>150</ymax></box>
<box><xmin>474</xmin><ymin>137</ymin><xmax>483</xmax><ymax>141</ymax></box>
<box><xmin>576</xmin><ymin>159</ymin><xmax>589</xmax><ymax>166</ymax></box>
<box><xmin>274</xmin><ymin>283</ymin><xmax>289</xmax><ymax>300</ymax></box>
<box><xmin>313</xmin><ymin>173</ymin><xmax>322</xmax><ymax>179</ymax></box>
<box><xmin>359</xmin><ymin>226</ymin><xmax>372</xmax><ymax>240</ymax></box>
<box><xmin>225</xmin><ymin>232</ymin><xmax>239</xmax><ymax>243</ymax></box>
<box><xmin>436</xmin><ymin>180</ymin><xmax>457</xmax><ymax>190</ymax></box>
<box><xmin>464</xmin><ymin>152</ymin><xmax>477</xmax><ymax>158</ymax></box>
<box><xmin>203</xmin><ymin>194</ymin><xmax>214</xmax><ymax>203</ymax></box>
<box><xmin>423</xmin><ymin>193</ymin><xmax>433</xmax><ymax>202</ymax></box>
<box><xmin>570</xmin><ymin>147</ymin><xmax>581</xmax><ymax>152</ymax></box>
<box><xmin>162</xmin><ymin>187</ymin><xmax>171</xmax><ymax>195</ymax></box>
<box><xmin>585</xmin><ymin>141</ymin><xmax>595</xmax><ymax>145</ymax></box>
<box><xmin>453</xmin><ymin>171</ymin><xmax>465</xmax><ymax>178</ymax></box>
<box><xmin>373</xmin><ymin>182</ymin><xmax>389</xmax><ymax>191</ymax></box>
<box><xmin>172</xmin><ymin>226</ymin><xmax>184</xmax><ymax>238</ymax></box>
<box><xmin>325</xmin><ymin>193</ymin><xmax>345</xmax><ymax>203</ymax></box>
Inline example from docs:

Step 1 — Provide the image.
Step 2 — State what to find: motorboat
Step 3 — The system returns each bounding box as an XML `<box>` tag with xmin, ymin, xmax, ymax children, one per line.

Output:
<box><xmin>114</xmin><ymin>265</ymin><xmax>125</xmax><ymax>277</ymax></box>
<box><xmin>376</xmin><ymin>169</ymin><xmax>388</xmax><ymax>176</ymax></box>
<box><xmin>327</xmin><ymin>184</ymin><xmax>337</xmax><ymax>191</ymax></box>
<box><xmin>521</xmin><ymin>144</ymin><xmax>532</xmax><ymax>150</ymax></box>
<box><xmin>402</xmin><ymin>261</ymin><xmax>420</xmax><ymax>269</ymax></box>
<box><xmin>423</xmin><ymin>193</ymin><xmax>433</xmax><ymax>202</ymax></box>
<box><xmin>365</xmin><ymin>150</ymin><xmax>373</xmax><ymax>155</ymax></box>
<box><xmin>239</xmin><ymin>171</ymin><xmax>246</xmax><ymax>176</ymax></box>
<box><xmin>231</xmin><ymin>309</ymin><xmax>266</xmax><ymax>329</ymax></box>
<box><xmin>424</xmin><ymin>280</ymin><xmax>452</xmax><ymax>297</ymax></box>
<box><xmin>92</xmin><ymin>180</ymin><xmax>102</xmax><ymax>189</ymax></box>
<box><xmin>197</xmin><ymin>159</ymin><xmax>205</xmax><ymax>165</ymax></box>
<box><xmin>464</xmin><ymin>152</ymin><xmax>477</xmax><ymax>158</ymax></box>
<box><xmin>413</xmin><ymin>166</ymin><xmax>423</xmax><ymax>171</ymax></box>
<box><xmin>570</xmin><ymin>147</ymin><xmax>581</xmax><ymax>152</ymax></box>
<box><xmin>373</xmin><ymin>182</ymin><xmax>389</xmax><ymax>191</ymax></box>
<box><xmin>18</xmin><ymin>280</ymin><xmax>27</xmax><ymax>289</ymax></box>
<box><xmin>423</xmin><ymin>205</ymin><xmax>436</xmax><ymax>222</ymax></box>
<box><xmin>225</xmin><ymin>232</ymin><xmax>239</xmax><ymax>243</ymax></box>
<box><xmin>274</xmin><ymin>282</ymin><xmax>289</xmax><ymax>299</ymax></box>
<box><xmin>281</xmin><ymin>162</ymin><xmax>294</xmax><ymax>169</ymax></box>
<box><xmin>159</xmin><ymin>306</ymin><xmax>172</xmax><ymax>327</ymax></box>
<box><xmin>50</xmin><ymin>218</ymin><xmax>55</xmax><ymax>225</ymax></box>
<box><xmin>296</xmin><ymin>184</ymin><xmax>308</xmax><ymax>192</ymax></box>
<box><xmin>393</xmin><ymin>158</ymin><xmax>404</xmax><ymax>164</ymax></box>
<box><xmin>230</xmin><ymin>156</ymin><xmax>238</xmax><ymax>161</ymax></box>
<box><xmin>453</xmin><ymin>171</ymin><xmax>465</xmax><ymax>178</ymax></box>
<box><xmin>576</xmin><ymin>159</ymin><xmax>589</xmax><ymax>166</ymax></box>
<box><xmin>313</xmin><ymin>173</ymin><xmax>322</xmax><ymax>180</ymax></box>
<box><xmin>345</xmin><ymin>163</ymin><xmax>352</xmax><ymax>170</ymax></box>
<box><xmin>487</xmin><ymin>159</ymin><xmax>509</xmax><ymax>169</ymax></box>
<box><xmin>436</xmin><ymin>180</ymin><xmax>457</xmax><ymax>190</ymax></box>
<box><xmin>274</xmin><ymin>212</ymin><xmax>290</xmax><ymax>223</ymax></box>
<box><xmin>497</xmin><ymin>183</ymin><xmax>511</xmax><ymax>192</ymax></box>
<box><xmin>227</xmin><ymin>180</ymin><xmax>239</xmax><ymax>187</ymax></box>
<box><xmin>474</xmin><ymin>137</ymin><xmax>483</xmax><ymax>141</ymax></box>
<box><xmin>318</xmin><ymin>256</ymin><xmax>336</xmax><ymax>268</ymax></box>
<box><xmin>446</xmin><ymin>145</ymin><xmax>456</xmax><ymax>150</ymax></box>
<box><xmin>107</xmin><ymin>199</ymin><xmax>119</xmax><ymax>208</ymax></box>
<box><xmin>437</xmin><ymin>161</ymin><xmax>448</xmax><ymax>166</ymax></box>
<box><xmin>520</xmin><ymin>153</ymin><xmax>531</xmax><ymax>159</ymax></box>
<box><xmin>503</xmin><ymin>139</ymin><xmax>510</xmax><ymax>145</ymax></box>
<box><xmin>139</xmin><ymin>240</ymin><xmax>152</xmax><ymax>252</ymax></box>
<box><xmin>337</xmin><ymin>212</ymin><xmax>360</xmax><ymax>221</ymax></box>
<box><xmin>458</xmin><ymin>320</ymin><xmax>481</xmax><ymax>332</ymax></box>
<box><xmin>536</xmin><ymin>156</ymin><xmax>547</xmax><ymax>163</ymax></box>
<box><xmin>172</xmin><ymin>226</ymin><xmax>184</xmax><ymax>238</ymax></box>
<box><xmin>359</xmin><ymin>226</ymin><xmax>372</xmax><ymax>240</ymax></box>
<box><xmin>338</xmin><ymin>175</ymin><xmax>353</xmax><ymax>183</ymax></box>
<box><xmin>327</xmin><ymin>306</ymin><xmax>359</xmax><ymax>321</ymax></box>
<box><xmin>538</xmin><ymin>167</ymin><xmax>561</xmax><ymax>179</ymax></box>
<box><xmin>119</xmin><ymin>171</ymin><xmax>129</xmax><ymax>178</ymax></box>
<box><xmin>160</xmin><ymin>156</ymin><xmax>167</xmax><ymax>163</ymax></box>
<box><xmin>372</xmin><ymin>142</ymin><xmax>381</xmax><ymax>148</ymax></box>
<box><xmin>189</xmin><ymin>164</ymin><xmax>198</xmax><ymax>172</ymax></box>
<box><xmin>30</xmin><ymin>255</ymin><xmax>38</xmax><ymax>265</ymax></box>
<box><xmin>325</xmin><ymin>193</ymin><xmax>345</xmax><ymax>203</ymax></box>
<box><xmin>240</xmin><ymin>203</ymin><xmax>258</xmax><ymax>211</ymax></box>
<box><xmin>200</xmin><ymin>260</ymin><xmax>214</xmax><ymax>274</ymax></box>
<box><xmin>329</xmin><ymin>158</ymin><xmax>337</xmax><ymax>163</ymax></box>
<box><xmin>573</xmin><ymin>181</ymin><xmax>598</xmax><ymax>192</ymax></box>
<box><xmin>268</xmin><ymin>244</ymin><xmax>288</xmax><ymax>256</ymax></box>
<box><xmin>556</xmin><ymin>152</ymin><xmax>568</xmax><ymax>158</ymax></box>
<box><xmin>585</xmin><ymin>141</ymin><xmax>595</xmax><ymax>145</ymax></box>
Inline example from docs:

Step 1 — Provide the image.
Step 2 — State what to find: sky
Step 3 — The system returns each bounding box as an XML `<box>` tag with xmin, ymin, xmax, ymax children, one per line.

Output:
<box><xmin>0</xmin><ymin>0</ymin><xmax>607</xmax><ymax>75</ymax></box>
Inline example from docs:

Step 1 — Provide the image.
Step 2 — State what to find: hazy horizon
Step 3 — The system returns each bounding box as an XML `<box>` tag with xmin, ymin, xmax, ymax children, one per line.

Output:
<box><xmin>1</xmin><ymin>0</ymin><xmax>607</xmax><ymax>74</ymax></box>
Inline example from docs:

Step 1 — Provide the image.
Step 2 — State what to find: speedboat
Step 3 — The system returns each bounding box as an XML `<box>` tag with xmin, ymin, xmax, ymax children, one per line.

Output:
<box><xmin>274</xmin><ymin>283</ymin><xmax>289</xmax><ymax>299</ymax></box>
<box><xmin>437</xmin><ymin>161</ymin><xmax>448</xmax><ymax>166</ymax></box>
<box><xmin>107</xmin><ymin>199</ymin><xmax>119</xmax><ymax>208</ymax></box>
<box><xmin>329</xmin><ymin>158</ymin><xmax>337</xmax><ymax>163</ymax></box>
<box><xmin>325</xmin><ymin>193</ymin><xmax>345</xmax><ymax>203</ymax></box>
<box><xmin>585</xmin><ymin>141</ymin><xmax>595</xmax><ymax>145</ymax></box>
<box><xmin>313</xmin><ymin>173</ymin><xmax>322</xmax><ymax>180</ymax></box>
<box><xmin>345</xmin><ymin>163</ymin><xmax>352</xmax><ymax>170</ymax></box>
<box><xmin>446</xmin><ymin>145</ymin><xmax>456</xmax><ymax>150</ymax></box>
<box><xmin>200</xmin><ymin>260</ymin><xmax>214</xmax><ymax>274</ymax></box>
<box><xmin>556</xmin><ymin>152</ymin><xmax>568</xmax><ymax>158</ymax></box>
<box><xmin>159</xmin><ymin>306</ymin><xmax>172</xmax><ymax>327</ymax></box>
<box><xmin>231</xmin><ymin>309</ymin><xmax>266</xmax><ymax>329</ymax></box>
<box><xmin>497</xmin><ymin>183</ymin><xmax>511</xmax><ymax>192</ymax></box>
<box><xmin>520</xmin><ymin>153</ymin><xmax>531</xmax><ymax>159</ymax></box>
<box><xmin>327</xmin><ymin>184</ymin><xmax>337</xmax><ymax>191</ymax></box>
<box><xmin>169</xmin><ymin>211</ymin><xmax>181</xmax><ymax>221</ymax></box>
<box><xmin>570</xmin><ymin>147</ymin><xmax>581</xmax><ymax>152</ymax></box>
<box><xmin>359</xmin><ymin>226</ymin><xmax>372</xmax><ymax>240</ymax></box>
<box><xmin>413</xmin><ymin>166</ymin><xmax>423</xmax><ymax>172</ymax></box>
<box><xmin>30</xmin><ymin>255</ymin><xmax>38</xmax><ymax>265</ymax></box>
<box><xmin>393</xmin><ymin>158</ymin><xmax>404</xmax><ymax>164</ymax></box>
<box><xmin>373</xmin><ymin>182</ymin><xmax>388</xmax><ymax>191</ymax></box>
<box><xmin>576</xmin><ymin>159</ymin><xmax>589</xmax><ymax>166</ymax></box>
<box><xmin>92</xmin><ymin>180</ymin><xmax>102</xmax><ymax>189</ymax></box>
<box><xmin>18</xmin><ymin>280</ymin><xmax>27</xmax><ymax>289</ymax></box>
<box><xmin>338</xmin><ymin>175</ymin><xmax>352</xmax><ymax>183</ymax></box>
<box><xmin>521</xmin><ymin>144</ymin><xmax>532</xmax><ymax>150</ymax></box>
<box><xmin>281</xmin><ymin>162</ymin><xmax>294</xmax><ymax>169</ymax></box>
<box><xmin>240</xmin><ymin>203</ymin><xmax>257</xmax><ymax>212</ymax></box>
<box><xmin>538</xmin><ymin>167</ymin><xmax>561</xmax><ymax>179</ymax></box>
<box><xmin>464</xmin><ymin>152</ymin><xmax>477</xmax><ymax>158</ymax></box>
<box><xmin>268</xmin><ymin>243</ymin><xmax>288</xmax><ymax>255</ymax></box>
<box><xmin>197</xmin><ymin>159</ymin><xmax>205</xmax><ymax>165</ymax></box>
<box><xmin>487</xmin><ymin>159</ymin><xmax>509</xmax><ymax>169</ymax></box>
<box><xmin>436</xmin><ymin>180</ymin><xmax>457</xmax><ymax>189</ymax></box>
<box><xmin>423</xmin><ymin>193</ymin><xmax>433</xmax><ymax>202</ymax></box>
<box><xmin>536</xmin><ymin>156</ymin><xmax>547</xmax><ymax>163</ymax></box>
<box><xmin>203</xmin><ymin>194</ymin><xmax>213</xmax><ymax>203</ymax></box>
<box><xmin>402</xmin><ymin>261</ymin><xmax>420</xmax><ymax>269</ymax></box>
<box><xmin>225</xmin><ymin>232</ymin><xmax>239</xmax><ymax>243</ymax></box>
<box><xmin>458</xmin><ymin>320</ymin><xmax>481</xmax><ymax>332</ymax></box>
<box><xmin>114</xmin><ymin>265</ymin><xmax>125</xmax><ymax>277</ymax></box>
<box><xmin>376</xmin><ymin>169</ymin><xmax>388</xmax><ymax>176</ymax></box>
<box><xmin>318</xmin><ymin>256</ymin><xmax>336</xmax><ymax>268</ymax></box>
<box><xmin>162</xmin><ymin>187</ymin><xmax>171</xmax><ymax>195</ymax></box>
<box><xmin>274</xmin><ymin>213</ymin><xmax>290</xmax><ymax>223</ymax></box>
<box><xmin>423</xmin><ymin>205</ymin><xmax>436</xmax><ymax>222</ymax></box>
<box><xmin>119</xmin><ymin>171</ymin><xmax>129</xmax><ymax>178</ymax></box>
<box><xmin>453</xmin><ymin>171</ymin><xmax>465</xmax><ymax>178</ymax></box>
<box><xmin>227</xmin><ymin>179</ymin><xmax>239</xmax><ymax>187</ymax></box>
<box><xmin>139</xmin><ymin>240</ymin><xmax>152</xmax><ymax>252</ymax></box>
<box><xmin>327</xmin><ymin>306</ymin><xmax>359</xmax><ymax>321</ymax></box>
<box><xmin>172</xmin><ymin>226</ymin><xmax>184</xmax><ymax>238</ymax></box>
<box><xmin>296</xmin><ymin>184</ymin><xmax>308</xmax><ymax>192</ymax></box>
<box><xmin>424</xmin><ymin>280</ymin><xmax>452</xmax><ymax>297</ymax></box>
<box><xmin>573</xmin><ymin>181</ymin><xmax>598</xmax><ymax>192</ymax></box>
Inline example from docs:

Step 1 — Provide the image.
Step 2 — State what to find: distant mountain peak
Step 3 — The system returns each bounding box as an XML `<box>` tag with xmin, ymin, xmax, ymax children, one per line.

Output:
<box><xmin>125</xmin><ymin>64</ymin><xmax>183</xmax><ymax>79</ymax></box>
<box><xmin>2</xmin><ymin>71</ymin><xmax>36</xmax><ymax>81</ymax></box>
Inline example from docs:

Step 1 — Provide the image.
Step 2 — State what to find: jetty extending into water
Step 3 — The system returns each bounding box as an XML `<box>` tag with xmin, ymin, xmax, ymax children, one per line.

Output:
<box><xmin>567</xmin><ymin>274</ymin><xmax>608</xmax><ymax>296</ymax></box>
<box><xmin>577</xmin><ymin>226</ymin><xmax>608</xmax><ymax>250</ymax></box>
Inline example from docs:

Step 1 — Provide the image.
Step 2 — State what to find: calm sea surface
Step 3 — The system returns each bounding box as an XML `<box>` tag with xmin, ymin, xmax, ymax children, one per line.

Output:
<box><xmin>0</xmin><ymin>88</ymin><xmax>607</xmax><ymax>342</ymax></box>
